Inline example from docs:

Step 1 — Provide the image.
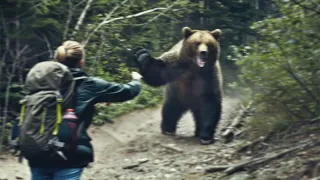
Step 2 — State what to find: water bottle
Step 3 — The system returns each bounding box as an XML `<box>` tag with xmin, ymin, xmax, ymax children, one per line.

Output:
<box><xmin>58</xmin><ymin>108</ymin><xmax>79</xmax><ymax>151</ymax></box>
<box><xmin>63</xmin><ymin>109</ymin><xmax>78</xmax><ymax>121</ymax></box>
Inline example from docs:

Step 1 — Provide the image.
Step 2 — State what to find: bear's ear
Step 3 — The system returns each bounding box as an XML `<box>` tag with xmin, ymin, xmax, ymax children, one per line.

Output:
<box><xmin>182</xmin><ymin>27</ymin><xmax>195</xmax><ymax>39</ymax></box>
<box><xmin>211</xmin><ymin>29</ymin><xmax>222</xmax><ymax>41</ymax></box>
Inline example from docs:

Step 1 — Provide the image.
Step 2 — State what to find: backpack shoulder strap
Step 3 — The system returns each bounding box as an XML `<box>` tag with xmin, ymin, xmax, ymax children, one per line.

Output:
<box><xmin>72</xmin><ymin>75</ymin><xmax>88</xmax><ymax>137</ymax></box>
<box><xmin>18</xmin><ymin>96</ymin><xmax>29</xmax><ymax>126</ymax></box>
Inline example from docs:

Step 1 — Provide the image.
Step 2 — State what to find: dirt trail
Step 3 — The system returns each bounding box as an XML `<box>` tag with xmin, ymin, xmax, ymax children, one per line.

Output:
<box><xmin>0</xmin><ymin>97</ymin><xmax>241</xmax><ymax>180</ymax></box>
<box><xmin>2</xmin><ymin>96</ymin><xmax>319</xmax><ymax>180</ymax></box>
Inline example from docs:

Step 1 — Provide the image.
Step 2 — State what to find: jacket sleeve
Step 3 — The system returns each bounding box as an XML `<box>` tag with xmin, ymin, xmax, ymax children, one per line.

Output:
<box><xmin>90</xmin><ymin>77</ymin><xmax>142</xmax><ymax>103</ymax></box>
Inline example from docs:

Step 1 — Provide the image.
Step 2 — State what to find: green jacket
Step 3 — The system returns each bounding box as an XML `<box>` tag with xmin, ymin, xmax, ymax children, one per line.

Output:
<box><xmin>28</xmin><ymin>68</ymin><xmax>141</xmax><ymax>168</ymax></box>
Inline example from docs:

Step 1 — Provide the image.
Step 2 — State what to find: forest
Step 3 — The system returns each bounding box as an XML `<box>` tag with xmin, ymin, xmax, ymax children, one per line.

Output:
<box><xmin>1</xmin><ymin>0</ymin><xmax>319</xmax><ymax>144</ymax></box>
<box><xmin>1</xmin><ymin>0</ymin><xmax>320</xmax><ymax>179</ymax></box>
<box><xmin>0</xmin><ymin>1</ymin><xmax>320</xmax><ymax>178</ymax></box>
<box><xmin>0</xmin><ymin>0</ymin><xmax>278</xmax><ymax>145</ymax></box>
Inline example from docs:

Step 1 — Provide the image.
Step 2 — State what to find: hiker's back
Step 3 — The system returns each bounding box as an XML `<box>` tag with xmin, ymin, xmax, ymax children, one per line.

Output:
<box><xmin>19</xmin><ymin>61</ymin><xmax>75</xmax><ymax>160</ymax></box>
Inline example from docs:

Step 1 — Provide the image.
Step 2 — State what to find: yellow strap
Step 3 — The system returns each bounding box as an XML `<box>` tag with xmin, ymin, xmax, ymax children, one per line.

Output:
<box><xmin>40</xmin><ymin>108</ymin><xmax>47</xmax><ymax>135</ymax></box>
<box><xmin>19</xmin><ymin>100</ymin><xmax>26</xmax><ymax>126</ymax></box>
<box><xmin>53</xmin><ymin>98</ymin><xmax>63</xmax><ymax>135</ymax></box>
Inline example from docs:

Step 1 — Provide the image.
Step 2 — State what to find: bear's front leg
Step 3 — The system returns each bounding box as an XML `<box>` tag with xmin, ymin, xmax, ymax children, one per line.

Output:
<box><xmin>133</xmin><ymin>47</ymin><xmax>185</xmax><ymax>87</ymax></box>
<box><xmin>198</xmin><ymin>97</ymin><xmax>222</xmax><ymax>145</ymax></box>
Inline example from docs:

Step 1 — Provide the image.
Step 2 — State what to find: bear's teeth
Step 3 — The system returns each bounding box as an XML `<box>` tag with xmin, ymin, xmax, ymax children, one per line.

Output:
<box><xmin>197</xmin><ymin>57</ymin><xmax>205</xmax><ymax>67</ymax></box>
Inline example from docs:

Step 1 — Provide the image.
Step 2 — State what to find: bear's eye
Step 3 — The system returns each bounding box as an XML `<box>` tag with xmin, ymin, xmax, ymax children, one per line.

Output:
<box><xmin>194</xmin><ymin>42</ymin><xmax>201</xmax><ymax>46</ymax></box>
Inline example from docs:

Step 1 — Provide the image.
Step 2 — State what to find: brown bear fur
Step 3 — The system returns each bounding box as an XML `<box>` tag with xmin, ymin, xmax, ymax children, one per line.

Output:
<box><xmin>137</xmin><ymin>27</ymin><xmax>223</xmax><ymax>145</ymax></box>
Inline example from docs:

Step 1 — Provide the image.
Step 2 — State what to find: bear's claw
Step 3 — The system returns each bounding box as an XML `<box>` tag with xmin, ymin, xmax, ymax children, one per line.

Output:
<box><xmin>162</xmin><ymin>131</ymin><xmax>175</xmax><ymax>136</ymax></box>
<box><xmin>200</xmin><ymin>139</ymin><xmax>214</xmax><ymax>145</ymax></box>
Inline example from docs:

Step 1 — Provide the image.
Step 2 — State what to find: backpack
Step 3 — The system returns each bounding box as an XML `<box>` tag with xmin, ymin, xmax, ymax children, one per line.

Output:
<box><xmin>17</xmin><ymin>61</ymin><xmax>86</xmax><ymax>162</ymax></box>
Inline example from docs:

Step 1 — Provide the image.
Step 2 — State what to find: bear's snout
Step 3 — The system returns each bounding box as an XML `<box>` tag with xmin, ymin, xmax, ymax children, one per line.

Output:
<box><xmin>200</xmin><ymin>51</ymin><xmax>208</xmax><ymax>58</ymax></box>
<box><xmin>198</xmin><ymin>44</ymin><xmax>208</xmax><ymax>58</ymax></box>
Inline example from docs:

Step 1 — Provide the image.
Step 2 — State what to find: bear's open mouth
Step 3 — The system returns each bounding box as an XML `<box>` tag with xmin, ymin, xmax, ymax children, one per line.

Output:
<box><xmin>196</xmin><ymin>57</ymin><xmax>206</xmax><ymax>67</ymax></box>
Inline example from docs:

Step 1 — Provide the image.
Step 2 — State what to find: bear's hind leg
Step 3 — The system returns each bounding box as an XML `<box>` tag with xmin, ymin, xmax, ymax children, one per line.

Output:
<box><xmin>191</xmin><ymin>109</ymin><xmax>201</xmax><ymax>137</ymax></box>
<box><xmin>199</xmin><ymin>98</ymin><xmax>222</xmax><ymax>145</ymax></box>
<box><xmin>161</xmin><ymin>98</ymin><xmax>186</xmax><ymax>136</ymax></box>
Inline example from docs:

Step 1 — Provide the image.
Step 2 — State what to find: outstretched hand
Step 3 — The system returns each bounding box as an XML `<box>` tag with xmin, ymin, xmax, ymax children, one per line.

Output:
<box><xmin>131</xmin><ymin>71</ymin><xmax>143</xmax><ymax>81</ymax></box>
<box><xmin>100</xmin><ymin>102</ymin><xmax>111</xmax><ymax>106</ymax></box>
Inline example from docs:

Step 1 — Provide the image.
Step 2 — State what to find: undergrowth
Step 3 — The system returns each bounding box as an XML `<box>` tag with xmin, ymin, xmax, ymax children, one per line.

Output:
<box><xmin>93</xmin><ymin>84</ymin><xmax>164</xmax><ymax>125</ymax></box>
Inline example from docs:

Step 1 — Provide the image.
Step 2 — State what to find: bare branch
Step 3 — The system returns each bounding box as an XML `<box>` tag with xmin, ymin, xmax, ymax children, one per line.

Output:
<box><xmin>111</xmin><ymin>0</ymin><xmax>133</xmax><ymax>17</ymax></box>
<box><xmin>63</xmin><ymin>0</ymin><xmax>86</xmax><ymax>39</ymax></box>
<box><xmin>0</xmin><ymin>11</ymin><xmax>9</xmax><ymax>85</ymax></box>
<box><xmin>89</xmin><ymin>33</ymin><xmax>106</xmax><ymax>74</ymax></box>
<box><xmin>141</xmin><ymin>3</ymin><xmax>178</xmax><ymax>29</ymax></box>
<box><xmin>32</xmin><ymin>33</ymin><xmax>53</xmax><ymax>59</ymax></box>
<box><xmin>82</xmin><ymin>5</ymin><xmax>173</xmax><ymax>46</ymax></box>
<box><xmin>42</xmin><ymin>35</ymin><xmax>53</xmax><ymax>59</ymax></box>
<box><xmin>291</xmin><ymin>0</ymin><xmax>320</xmax><ymax>15</ymax></box>
<box><xmin>74</xmin><ymin>0</ymin><xmax>87</xmax><ymax>9</ymax></box>
<box><xmin>283</xmin><ymin>61</ymin><xmax>320</xmax><ymax>107</ymax></box>
<box><xmin>0</xmin><ymin>40</ymin><xmax>28</xmax><ymax>149</ymax></box>
<box><xmin>63</xmin><ymin>0</ymin><xmax>73</xmax><ymax>40</ymax></box>
<box><xmin>15</xmin><ymin>0</ymin><xmax>49</xmax><ymax>19</ymax></box>
<box><xmin>83</xmin><ymin>0</ymin><xmax>128</xmax><ymax>42</ymax></box>
<box><xmin>23</xmin><ymin>51</ymin><xmax>50</xmax><ymax>61</ymax></box>
<box><xmin>0</xmin><ymin>11</ymin><xmax>10</xmax><ymax>63</ymax></box>
<box><xmin>72</xmin><ymin>0</ymin><xmax>95</xmax><ymax>38</ymax></box>
<box><xmin>112</xmin><ymin>11</ymin><xmax>181</xmax><ymax>27</ymax></box>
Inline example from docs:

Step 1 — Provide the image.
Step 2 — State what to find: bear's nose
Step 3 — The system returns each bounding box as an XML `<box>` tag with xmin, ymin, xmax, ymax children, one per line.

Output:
<box><xmin>200</xmin><ymin>51</ymin><xmax>208</xmax><ymax>57</ymax></box>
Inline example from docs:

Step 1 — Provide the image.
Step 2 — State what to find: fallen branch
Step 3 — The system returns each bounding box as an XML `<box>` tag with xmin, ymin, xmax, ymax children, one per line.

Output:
<box><xmin>236</xmin><ymin>131</ymin><xmax>273</xmax><ymax>153</ymax></box>
<box><xmin>222</xmin><ymin>101</ymin><xmax>253</xmax><ymax>143</ymax></box>
<box><xmin>122</xmin><ymin>163</ymin><xmax>140</xmax><ymax>169</ymax></box>
<box><xmin>205</xmin><ymin>140</ymin><xmax>320</xmax><ymax>175</ymax></box>
<box><xmin>205</xmin><ymin>165</ymin><xmax>229</xmax><ymax>173</ymax></box>
<box><xmin>226</xmin><ymin>140</ymin><xmax>320</xmax><ymax>175</ymax></box>
<box><xmin>122</xmin><ymin>158</ymin><xmax>149</xmax><ymax>170</ymax></box>
<box><xmin>186</xmin><ymin>157</ymin><xmax>216</xmax><ymax>166</ymax></box>
<box><xmin>283</xmin><ymin>159</ymin><xmax>320</xmax><ymax>180</ymax></box>
<box><xmin>160</xmin><ymin>143</ymin><xmax>184</xmax><ymax>153</ymax></box>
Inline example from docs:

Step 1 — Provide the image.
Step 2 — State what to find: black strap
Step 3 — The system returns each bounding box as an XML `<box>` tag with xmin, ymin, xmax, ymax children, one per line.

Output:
<box><xmin>73</xmin><ymin>76</ymin><xmax>88</xmax><ymax>137</ymax></box>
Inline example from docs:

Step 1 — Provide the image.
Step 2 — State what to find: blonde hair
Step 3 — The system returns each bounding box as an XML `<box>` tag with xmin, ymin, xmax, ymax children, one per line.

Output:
<box><xmin>55</xmin><ymin>40</ymin><xmax>85</xmax><ymax>67</ymax></box>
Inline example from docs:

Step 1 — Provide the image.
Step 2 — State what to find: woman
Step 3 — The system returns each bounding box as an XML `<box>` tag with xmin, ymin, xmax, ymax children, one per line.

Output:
<box><xmin>29</xmin><ymin>40</ymin><xmax>142</xmax><ymax>180</ymax></box>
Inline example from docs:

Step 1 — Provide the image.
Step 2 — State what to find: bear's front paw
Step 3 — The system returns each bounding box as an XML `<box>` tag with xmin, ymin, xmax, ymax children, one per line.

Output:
<box><xmin>133</xmin><ymin>47</ymin><xmax>150</xmax><ymax>63</ymax></box>
<box><xmin>199</xmin><ymin>138</ymin><xmax>214</xmax><ymax>145</ymax></box>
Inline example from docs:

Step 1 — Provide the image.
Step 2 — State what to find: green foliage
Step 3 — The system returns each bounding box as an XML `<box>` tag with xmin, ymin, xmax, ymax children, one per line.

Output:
<box><xmin>93</xmin><ymin>84</ymin><xmax>163</xmax><ymax>125</ymax></box>
<box><xmin>73</xmin><ymin>0</ymin><xmax>196</xmax><ymax>126</ymax></box>
<box><xmin>0</xmin><ymin>0</ymin><xmax>194</xmax><ymax>142</ymax></box>
<box><xmin>230</xmin><ymin>0</ymin><xmax>320</xmax><ymax>137</ymax></box>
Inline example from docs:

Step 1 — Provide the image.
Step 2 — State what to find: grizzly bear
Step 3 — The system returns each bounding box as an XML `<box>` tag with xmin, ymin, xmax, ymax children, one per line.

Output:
<box><xmin>134</xmin><ymin>27</ymin><xmax>223</xmax><ymax>145</ymax></box>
